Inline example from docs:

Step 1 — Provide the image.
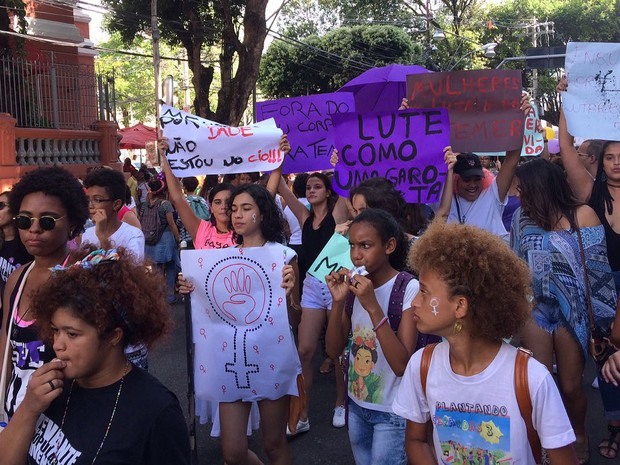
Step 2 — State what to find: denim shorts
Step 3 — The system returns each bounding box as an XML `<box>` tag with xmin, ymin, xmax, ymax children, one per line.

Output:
<box><xmin>347</xmin><ymin>400</ymin><xmax>407</xmax><ymax>465</ymax></box>
<box><xmin>300</xmin><ymin>274</ymin><xmax>333</xmax><ymax>310</ymax></box>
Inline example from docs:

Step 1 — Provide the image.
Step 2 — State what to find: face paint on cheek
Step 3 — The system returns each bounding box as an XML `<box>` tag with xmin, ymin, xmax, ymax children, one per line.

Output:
<box><xmin>252</xmin><ymin>213</ymin><xmax>257</xmax><ymax>223</ymax></box>
<box><xmin>430</xmin><ymin>297</ymin><xmax>439</xmax><ymax>316</ymax></box>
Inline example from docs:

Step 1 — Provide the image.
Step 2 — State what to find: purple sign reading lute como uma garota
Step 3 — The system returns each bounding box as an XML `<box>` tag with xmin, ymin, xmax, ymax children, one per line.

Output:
<box><xmin>256</xmin><ymin>92</ymin><xmax>355</xmax><ymax>174</ymax></box>
<box><xmin>332</xmin><ymin>109</ymin><xmax>451</xmax><ymax>204</ymax></box>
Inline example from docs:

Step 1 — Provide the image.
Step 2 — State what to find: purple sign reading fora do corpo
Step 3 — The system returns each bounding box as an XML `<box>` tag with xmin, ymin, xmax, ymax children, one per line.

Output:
<box><xmin>332</xmin><ymin>109</ymin><xmax>451</xmax><ymax>204</ymax></box>
<box><xmin>256</xmin><ymin>92</ymin><xmax>355</xmax><ymax>174</ymax></box>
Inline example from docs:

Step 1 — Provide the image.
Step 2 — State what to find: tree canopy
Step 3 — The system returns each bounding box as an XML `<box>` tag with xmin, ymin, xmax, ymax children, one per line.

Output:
<box><xmin>103</xmin><ymin>0</ymin><xmax>269</xmax><ymax>125</ymax></box>
<box><xmin>259</xmin><ymin>25</ymin><xmax>423</xmax><ymax>98</ymax></box>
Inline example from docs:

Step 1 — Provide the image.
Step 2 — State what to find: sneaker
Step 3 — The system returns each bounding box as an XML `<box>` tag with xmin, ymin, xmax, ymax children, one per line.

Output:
<box><xmin>332</xmin><ymin>405</ymin><xmax>346</xmax><ymax>428</ymax></box>
<box><xmin>286</xmin><ymin>419</ymin><xmax>310</xmax><ymax>436</ymax></box>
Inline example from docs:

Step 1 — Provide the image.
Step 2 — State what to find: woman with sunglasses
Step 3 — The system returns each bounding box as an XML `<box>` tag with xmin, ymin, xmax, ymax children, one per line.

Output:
<box><xmin>0</xmin><ymin>167</ymin><xmax>89</xmax><ymax>419</ymax></box>
<box><xmin>0</xmin><ymin>191</ymin><xmax>32</xmax><ymax>301</ymax></box>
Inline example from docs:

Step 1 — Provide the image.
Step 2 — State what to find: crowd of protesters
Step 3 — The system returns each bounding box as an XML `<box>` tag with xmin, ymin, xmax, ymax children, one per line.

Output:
<box><xmin>0</xmin><ymin>74</ymin><xmax>618</xmax><ymax>465</ymax></box>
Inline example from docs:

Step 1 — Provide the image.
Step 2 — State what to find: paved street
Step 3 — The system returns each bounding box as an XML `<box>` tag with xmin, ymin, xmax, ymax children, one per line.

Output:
<box><xmin>150</xmin><ymin>299</ymin><xmax>613</xmax><ymax>464</ymax></box>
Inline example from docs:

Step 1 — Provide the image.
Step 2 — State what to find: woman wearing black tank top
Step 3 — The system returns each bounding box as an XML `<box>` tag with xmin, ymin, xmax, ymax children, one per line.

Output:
<box><xmin>0</xmin><ymin>167</ymin><xmax>88</xmax><ymax>419</ymax></box>
<box><xmin>278</xmin><ymin>172</ymin><xmax>350</xmax><ymax>433</ymax></box>
<box><xmin>558</xmin><ymin>77</ymin><xmax>620</xmax><ymax>461</ymax></box>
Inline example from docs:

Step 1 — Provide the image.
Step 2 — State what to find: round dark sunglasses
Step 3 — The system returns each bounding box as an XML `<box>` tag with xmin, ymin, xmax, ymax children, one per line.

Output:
<box><xmin>14</xmin><ymin>215</ymin><xmax>65</xmax><ymax>231</ymax></box>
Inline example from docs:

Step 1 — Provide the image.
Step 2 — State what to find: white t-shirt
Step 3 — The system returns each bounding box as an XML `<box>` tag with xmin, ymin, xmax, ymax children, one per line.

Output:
<box><xmin>348</xmin><ymin>274</ymin><xmax>419</xmax><ymax>413</ymax></box>
<box><xmin>392</xmin><ymin>342</ymin><xmax>575</xmax><ymax>464</ymax></box>
<box><xmin>448</xmin><ymin>178</ymin><xmax>509</xmax><ymax>242</ymax></box>
<box><xmin>82</xmin><ymin>221</ymin><xmax>145</xmax><ymax>261</ymax></box>
<box><xmin>282</xmin><ymin>197</ymin><xmax>308</xmax><ymax>246</ymax></box>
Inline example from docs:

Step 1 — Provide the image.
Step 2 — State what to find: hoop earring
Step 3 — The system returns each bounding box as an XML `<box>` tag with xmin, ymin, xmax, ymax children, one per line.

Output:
<box><xmin>453</xmin><ymin>320</ymin><xmax>463</xmax><ymax>335</ymax></box>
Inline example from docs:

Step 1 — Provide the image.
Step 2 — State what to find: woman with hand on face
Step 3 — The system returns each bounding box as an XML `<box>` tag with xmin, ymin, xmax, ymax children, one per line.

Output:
<box><xmin>0</xmin><ymin>167</ymin><xmax>88</xmax><ymax>420</ymax></box>
<box><xmin>0</xmin><ymin>247</ymin><xmax>190</xmax><ymax>465</ymax></box>
<box><xmin>325</xmin><ymin>209</ymin><xmax>418</xmax><ymax>465</ymax></box>
<box><xmin>180</xmin><ymin>183</ymin><xmax>301</xmax><ymax>465</ymax></box>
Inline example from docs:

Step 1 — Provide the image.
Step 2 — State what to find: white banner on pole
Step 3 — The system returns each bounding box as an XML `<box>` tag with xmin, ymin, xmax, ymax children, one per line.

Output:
<box><xmin>160</xmin><ymin>104</ymin><xmax>284</xmax><ymax>176</ymax></box>
<box><xmin>181</xmin><ymin>245</ymin><xmax>300</xmax><ymax>402</ymax></box>
<box><xmin>563</xmin><ymin>42</ymin><xmax>620</xmax><ymax>139</ymax></box>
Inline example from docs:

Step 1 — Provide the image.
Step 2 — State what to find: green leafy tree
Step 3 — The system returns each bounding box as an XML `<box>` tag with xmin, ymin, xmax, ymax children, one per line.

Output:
<box><xmin>477</xmin><ymin>0</ymin><xmax>618</xmax><ymax>124</ymax></box>
<box><xmin>96</xmin><ymin>33</ymin><xmax>190</xmax><ymax>127</ymax></box>
<box><xmin>0</xmin><ymin>0</ymin><xmax>26</xmax><ymax>55</ymax></box>
<box><xmin>259</xmin><ymin>25</ymin><xmax>423</xmax><ymax>98</ymax></box>
<box><xmin>103</xmin><ymin>0</ymin><xmax>269</xmax><ymax>125</ymax></box>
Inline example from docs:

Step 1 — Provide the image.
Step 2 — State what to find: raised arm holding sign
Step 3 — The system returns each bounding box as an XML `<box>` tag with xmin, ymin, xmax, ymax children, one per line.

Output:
<box><xmin>406</xmin><ymin>69</ymin><xmax>524</xmax><ymax>152</ymax></box>
<box><xmin>331</xmin><ymin>109</ymin><xmax>451</xmax><ymax>204</ymax></box>
<box><xmin>256</xmin><ymin>93</ymin><xmax>355</xmax><ymax>174</ymax></box>
<box><xmin>160</xmin><ymin>104</ymin><xmax>283</xmax><ymax>176</ymax></box>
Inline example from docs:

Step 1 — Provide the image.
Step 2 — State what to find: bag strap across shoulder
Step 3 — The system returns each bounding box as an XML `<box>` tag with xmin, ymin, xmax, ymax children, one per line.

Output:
<box><xmin>420</xmin><ymin>343</ymin><xmax>542</xmax><ymax>464</ymax></box>
<box><xmin>515</xmin><ymin>347</ymin><xmax>542</xmax><ymax>464</ymax></box>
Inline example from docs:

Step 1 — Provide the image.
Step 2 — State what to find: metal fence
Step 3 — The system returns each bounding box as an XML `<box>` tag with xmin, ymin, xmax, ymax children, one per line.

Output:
<box><xmin>0</xmin><ymin>52</ymin><xmax>115</xmax><ymax>130</ymax></box>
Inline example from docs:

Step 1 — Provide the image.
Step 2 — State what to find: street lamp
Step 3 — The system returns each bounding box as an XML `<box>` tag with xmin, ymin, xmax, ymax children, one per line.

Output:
<box><xmin>432</xmin><ymin>28</ymin><xmax>446</xmax><ymax>40</ymax></box>
<box><xmin>448</xmin><ymin>43</ymin><xmax>497</xmax><ymax>71</ymax></box>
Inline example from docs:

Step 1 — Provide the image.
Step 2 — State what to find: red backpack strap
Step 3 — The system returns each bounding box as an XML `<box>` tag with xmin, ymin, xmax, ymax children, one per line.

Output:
<box><xmin>420</xmin><ymin>343</ymin><xmax>438</xmax><ymax>396</ymax></box>
<box><xmin>515</xmin><ymin>347</ymin><xmax>542</xmax><ymax>464</ymax></box>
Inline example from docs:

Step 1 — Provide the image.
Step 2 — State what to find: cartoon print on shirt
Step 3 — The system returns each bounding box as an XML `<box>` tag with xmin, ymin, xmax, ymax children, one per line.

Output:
<box><xmin>349</xmin><ymin>325</ymin><xmax>383</xmax><ymax>403</ymax></box>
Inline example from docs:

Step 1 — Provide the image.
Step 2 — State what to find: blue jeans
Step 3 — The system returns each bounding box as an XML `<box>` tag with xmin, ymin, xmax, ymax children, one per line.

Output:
<box><xmin>348</xmin><ymin>400</ymin><xmax>406</xmax><ymax>465</ymax></box>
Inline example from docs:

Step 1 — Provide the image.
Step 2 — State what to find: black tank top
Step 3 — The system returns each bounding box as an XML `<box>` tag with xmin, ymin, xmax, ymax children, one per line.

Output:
<box><xmin>298</xmin><ymin>214</ymin><xmax>336</xmax><ymax>280</ymax></box>
<box><xmin>601</xmin><ymin>213</ymin><xmax>620</xmax><ymax>271</ymax></box>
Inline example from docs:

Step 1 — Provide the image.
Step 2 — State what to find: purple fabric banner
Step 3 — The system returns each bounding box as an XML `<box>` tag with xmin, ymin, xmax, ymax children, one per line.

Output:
<box><xmin>256</xmin><ymin>93</ymin><xmax>355</xmax><ymax>174</ymax></box>
<box><xmin>332</xmin><ymin>109</ymin><xmax>450</xmax><ymax>204</ymax></box>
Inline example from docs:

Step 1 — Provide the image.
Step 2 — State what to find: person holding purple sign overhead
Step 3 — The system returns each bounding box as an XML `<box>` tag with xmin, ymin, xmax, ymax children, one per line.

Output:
<box><xmin>434</xmin><ymin>94</ymin><xmax>531</xmax><ymax>243</ymax></box>
<box><xmin>278</xmin><ymin>171</ymin><xmax>351</xmax><ymax>433</ymax></box>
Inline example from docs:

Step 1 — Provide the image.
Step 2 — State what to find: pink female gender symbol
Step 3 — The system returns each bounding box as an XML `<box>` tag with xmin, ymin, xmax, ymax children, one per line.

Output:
<box><xmin>222</xmin><ymin>385</ymin><xmax>227</xmax><ymax>394</ymax></box>
<box><xmin>198</xmin><ymin>257</ymin><xmax>204</xmax><ymax>269</ymax></box>
<box><xmin>199</xmin><ymin>365</ymin><xmax>206</xmax><ymax>373</ymax></box>
<box><xmin>277</xmin><ymin>335</ymin><xmax>284</xmax><ymax>344</ymax></box>
<box><xmin>222</xmin><ymin>341</ymin><xmax>228</xmax><ymax>352</ymax></box>
<box><xmin>270</xmin><ymin>364</ymin><xmax>275</xmax><ymax>371</ymax></box>
<box><xmin>200</xmin><ymin>328</ymin><xmax>206</xmax><ymax>339</ymax></box>
<box><xmin>253</xmin><ymin>345</ymin><xmax>260</xmax><ymax>354</ymax></box>
<box><xmin>268</xmin><ymin>317</ymin><xmax>274</xmax><ymax>326</ymax></box>
<box><xmin>277</xmin><ymin>297</ymin><xmax>283</xmax><ymax>307</ymax></box>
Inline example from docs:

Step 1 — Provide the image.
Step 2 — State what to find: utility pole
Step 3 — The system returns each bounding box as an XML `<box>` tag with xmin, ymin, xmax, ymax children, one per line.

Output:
<box><xmin>151</xmin><ymin>0</ymin><xmax>161</xmax><ymax>134</ymax></box>
<box><xmin>518</xmin><ymin>19</ymin><xmax>555</xmax><ymax>98</ymax></box>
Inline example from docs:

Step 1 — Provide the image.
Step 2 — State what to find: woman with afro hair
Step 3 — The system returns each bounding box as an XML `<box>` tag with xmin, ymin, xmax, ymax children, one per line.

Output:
<box><xmin>0</xmin><ymin>247</ymin><xmax>190</xmax><ymax>464</ymax></box>
<box><xmin>0</xmin><ymin>167</ymin><xmax>88</xmax><ymax>420</ymax></box>
<box><xmin>393</xmin><ymin>222</ymin><xmax>578</xmax><ymax>465</ymax></box>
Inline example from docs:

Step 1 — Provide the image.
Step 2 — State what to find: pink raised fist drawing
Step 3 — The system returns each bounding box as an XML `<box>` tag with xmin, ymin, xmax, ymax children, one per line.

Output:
<box><xmin>222</xmin><ymin>267</ymin><xmax>262</xmax><ymax>324</ymax></box>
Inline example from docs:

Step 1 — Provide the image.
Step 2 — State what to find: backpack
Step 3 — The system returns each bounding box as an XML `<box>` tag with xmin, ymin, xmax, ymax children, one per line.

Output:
<box><xmin>343</xmin><ymin>271</ymin><xmax>431</xmax><ymax>424</ymax></box>
<box><xmin>187</xmin><ymin>195</ymin><xmax>210</xmax><ymax>221</ymax></box>
<box><xmin>420</xmin><ymin>344</ymin><xmax>542</xmax><ymax>464</ymax></box>
<box><xmin>140</xmin><ymin>199</ymin><xmax>165</xmax><ymax>245</ymax></box>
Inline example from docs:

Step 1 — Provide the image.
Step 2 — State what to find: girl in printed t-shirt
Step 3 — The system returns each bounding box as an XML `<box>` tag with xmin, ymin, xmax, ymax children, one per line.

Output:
<box><xmin>325</xmin><ymin>209</ymin><xmax>419</xmax><ymax>465</ymax></box>
<box><xmin>392</xmin><ymin>222</ymin><xmax>578</xmax><ymax>465</ymax></box>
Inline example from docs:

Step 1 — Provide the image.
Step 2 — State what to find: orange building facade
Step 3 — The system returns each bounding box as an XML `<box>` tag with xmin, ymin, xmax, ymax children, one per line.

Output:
<box><xmin>0</xmin><ymin>0</ymin><xmax>120</xmax><ymax>191</ymax></box>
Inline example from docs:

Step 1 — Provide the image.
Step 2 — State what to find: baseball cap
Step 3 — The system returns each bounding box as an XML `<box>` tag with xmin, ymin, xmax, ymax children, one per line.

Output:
<box><xmin>454</xmin><ymin>153</ymin><xmax>483</xmax><ymax>178</ymax></box>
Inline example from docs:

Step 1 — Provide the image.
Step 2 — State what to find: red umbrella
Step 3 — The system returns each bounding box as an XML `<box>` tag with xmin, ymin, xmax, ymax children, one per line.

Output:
<box><xmin>119</xmin><ymin>123</ymin><xmax>157</xmax><ymax>150</ymax></box>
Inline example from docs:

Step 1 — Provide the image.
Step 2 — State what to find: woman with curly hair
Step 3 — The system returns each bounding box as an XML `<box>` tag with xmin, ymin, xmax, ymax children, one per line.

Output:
<box><xmin>180</xmin><ymin>183</ymin><xmax>301</xmax><ymax>465</ymax></box>
<box><xmin>394</xmin><ymin>222</ymin><xmax>578</xmax><ymax>464</ymax></box>
<box><xmin>511</xmin><ymin>158</ymin><xmax>617</xmax><ymax>464</ymax></box>
<box><xmin>0</xmin><ymin>247</ymin><xmax>190</xmax><ymax>464</ymax></box>
<box><xmin>0</xmin><ymin>167</ymin><xmax>89</xmax><ymax>420</ymax></box>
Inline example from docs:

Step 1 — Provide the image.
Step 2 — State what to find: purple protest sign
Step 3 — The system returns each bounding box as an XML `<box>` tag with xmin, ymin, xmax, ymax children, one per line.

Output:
<box><xmin>256</xmin><ymin>93</ymin><xmax>355</xmax><ymax>174</ymax></box>
<box><xmin>333</xmin><ymin>109</ymin><xmax>450</xmax><ymax>204</ymax></box>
